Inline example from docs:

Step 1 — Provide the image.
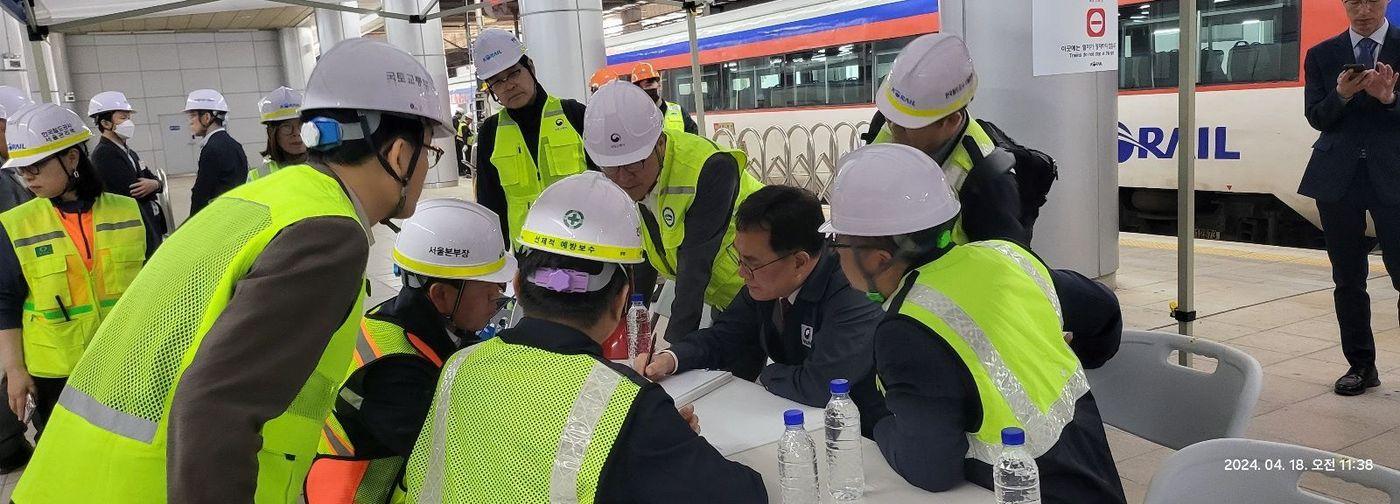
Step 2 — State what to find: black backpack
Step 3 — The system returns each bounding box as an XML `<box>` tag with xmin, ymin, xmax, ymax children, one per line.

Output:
<box><xmin>974</xmin><ymin>119</ymin><xmax>1059</xmax><ymax>231</ymax></box>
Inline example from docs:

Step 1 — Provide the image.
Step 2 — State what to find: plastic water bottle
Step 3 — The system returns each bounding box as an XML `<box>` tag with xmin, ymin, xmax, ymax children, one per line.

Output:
<box><xmin>626</xmin><ymin>294</ymin><xmax>652</xmax><ymax>359</ymax></box>
<box><xmin>778</xmin><ymin>409</ymin><xmax>819</xmax><ymax>504</ymax></box>
<box><xmin>994</xmin><ymin>427</ymin><xmax>1042</xmax><ymax>504</ymax></box>
<box><xmin>825</xmin><ymin>379</ymin><xmax>863</xmax><ymax>501</ymax></box>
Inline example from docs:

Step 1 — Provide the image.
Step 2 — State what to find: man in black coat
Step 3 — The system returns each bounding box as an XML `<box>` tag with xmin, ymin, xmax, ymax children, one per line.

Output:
<box><xmin>1298</xmin><ymin>0</ymin><xmax>1400</xmax><ymax>396</ymax></box>
<box><xmin>88</xmin><ymin>91</ymin><xmax>166</xmax><ymax>247</ymax></box>
<box><xmin>185</xmin><ymin>89</ymin><xmax>247</xmax><ymax>216</ymax></box>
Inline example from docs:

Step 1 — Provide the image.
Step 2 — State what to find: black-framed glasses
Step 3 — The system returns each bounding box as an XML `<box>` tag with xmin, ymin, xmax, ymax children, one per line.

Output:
<box><xmin>734</xmin><ymin>248</ymin><xmax>797</xmax><ymax>276</ymax></box>
<box><xmin>485</xmin><ymin>67</ymin><xmax>525</xmax><ymax>92</ymax></box>
<box><xmin>491</xmin><ymin>294</ymin><xmax>515</xmax><ymax>312</ymax></box>
<box><xmin>427</xmin><ymin>145</ymin><xmax>444</xmax><ymax>168</ymax></box>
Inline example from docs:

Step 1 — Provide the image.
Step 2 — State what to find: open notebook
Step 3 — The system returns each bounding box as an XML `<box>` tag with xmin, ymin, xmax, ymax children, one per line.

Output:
<box><xmin>657</xmin><ymin>369</ymin><xmax>734</xmax><ymax>406</ymax></box>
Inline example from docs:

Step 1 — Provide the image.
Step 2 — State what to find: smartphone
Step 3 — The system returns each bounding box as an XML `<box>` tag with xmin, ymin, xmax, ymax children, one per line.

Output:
<box><xmin>22</xmin><ymin>394</ymin><xmax>34</xmax><ymax>424</ymax></box>
<box><xmin>1343</xmin><ymin>63</ymin><xmax>1368</xmax><ymax>74</ymax></box>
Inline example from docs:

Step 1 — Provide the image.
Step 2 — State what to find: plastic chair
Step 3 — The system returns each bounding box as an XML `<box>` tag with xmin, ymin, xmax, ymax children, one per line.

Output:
<box><xmin>1085</xmin><ymin>330</ymin><xmax>1262</xmax><ymax>449</ymax></box>
<box><xmin>1145</xmin><ymin>438</ymin><xmax>1400</xmax><ymax>503</ymax></box>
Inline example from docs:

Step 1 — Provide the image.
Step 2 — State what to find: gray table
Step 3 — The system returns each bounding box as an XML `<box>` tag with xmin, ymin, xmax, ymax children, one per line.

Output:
<box><xmin>691</xmin><ymin>379</ymin><xmax>993</xmax><ymax>503</ymax></box>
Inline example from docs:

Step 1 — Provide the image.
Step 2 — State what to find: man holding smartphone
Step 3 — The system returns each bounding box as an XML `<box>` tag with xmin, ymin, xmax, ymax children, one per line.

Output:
<box><xmin>1299</xmin><ymin>0</ymin><xmax>1400</xmax><ymax>396</ymax></box>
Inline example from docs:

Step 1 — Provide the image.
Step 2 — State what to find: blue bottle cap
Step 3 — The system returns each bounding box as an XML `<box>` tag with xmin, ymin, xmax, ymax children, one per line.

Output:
<box><xmin>1002</xmin><ymin>427</ymin><xmax>1025</xmax><ymax>446</ymax></box>
<box><xmin>784</xmin><ymin>409</ymin><xmax>804</xmax><ymax>426</ymax></box>
<box><xmin>631</xmin><ymin>293</ymin><xmax>645</xmax><ymax>303</ymax></box>
<box><xmin>829</xmin><ymin>378</ymin><xmax>850</xmax><ymax>394</ymax></box>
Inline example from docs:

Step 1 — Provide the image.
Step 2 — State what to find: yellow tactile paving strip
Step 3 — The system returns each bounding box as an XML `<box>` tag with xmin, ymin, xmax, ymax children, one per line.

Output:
<box><xmin>1120</xmin><ymin>235</ymin><xmax>1389</xmax><ymax>273</ymax></box>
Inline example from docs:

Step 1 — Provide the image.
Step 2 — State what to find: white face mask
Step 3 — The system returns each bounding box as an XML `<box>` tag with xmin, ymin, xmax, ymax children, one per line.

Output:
<box><xmin>114</xmin><ymin>120</ymin><xmax>136</xmax><ymax>140</ymax></box>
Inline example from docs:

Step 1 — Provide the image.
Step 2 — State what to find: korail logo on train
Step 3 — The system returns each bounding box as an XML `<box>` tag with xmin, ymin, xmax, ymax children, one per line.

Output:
<box><xmin>1117</xmin><ymin>122</ymin><xmax>1240</xmax><ymax>164</ymax></box>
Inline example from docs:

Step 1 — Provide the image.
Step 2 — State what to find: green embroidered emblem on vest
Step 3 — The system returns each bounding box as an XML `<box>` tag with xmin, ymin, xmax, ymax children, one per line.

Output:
<box><xmin>34</xmin><ymin>244</ymin><xmax>52</xmax><ymax>257</ymax></box>
<box><xmin>564</xmin><ymin>210</ymin><xmax>584</xmax><ymax>229</ymax></box>
<box><xmin>662</xmin><ymin>207</ymin><xmax>675</xmax><ymax>227</ymax></box>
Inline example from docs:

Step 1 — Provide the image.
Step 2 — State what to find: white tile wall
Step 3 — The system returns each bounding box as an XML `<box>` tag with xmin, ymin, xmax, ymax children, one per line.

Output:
<box><xmin>64</xmin><ymin>30</ymin><xmax>288</xmax><ymax>174</ymax></box>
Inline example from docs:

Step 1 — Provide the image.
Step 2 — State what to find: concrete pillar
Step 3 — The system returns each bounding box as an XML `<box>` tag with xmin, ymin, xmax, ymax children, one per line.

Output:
<box><xmin>0</xmin><ymin>16</ymin><xmax>30</xmax><ymax>95</ymax></box>
<box><xmin>279</xmin><ymin>27</ymin><xmax>315</xmax><ymax>89</ymax></box>
<box><xmin>519</xmin><ymin>0</ymin><xmax>606</xmax><ymax>103</ymax></box>
<box><xmin>48</xmin><ymin>33</ymin><xmax>72</xmax><ymax>108</ymax></box>
<box><xmin>943</xmin><ymin>0</ymin><xmax>1119</xmax><ymax>280</ymax></box>
<box><xmin>314</xmin><ymin>1</ymin><xmax>360</xmax><ymax>54</ymax></box>
<box><xmin>31</xmin><ymin>39</ymin><xmax>58</xmax><ymax>104</ymax></box>
<box><xmin>384</xmin><ymin>0</ymin><xmax>458</xmax><ymax>188</ymax></box>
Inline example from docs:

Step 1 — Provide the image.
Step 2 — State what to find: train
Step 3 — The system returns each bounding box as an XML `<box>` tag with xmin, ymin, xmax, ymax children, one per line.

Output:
<box><xmin>603</xmin><ymin>0</ymin><xmax>1400</xmax><ymax>248</ymax></box>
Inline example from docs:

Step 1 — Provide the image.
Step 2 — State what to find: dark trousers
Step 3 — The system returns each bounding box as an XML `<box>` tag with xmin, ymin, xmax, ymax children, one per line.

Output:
<box><xmin>0</xmin><ymin>384</ymin><xmax>28</xmax><ymax>453</ymax></box>
<box><xmin>30</xmin><ymin>376</ymin><xmax>65</xmax><ymax>440</ymax></box>
<box><xmin>1316</xmin><ymin>164</ymin><xmax>1400</xmax><ymax>371</ymax></box>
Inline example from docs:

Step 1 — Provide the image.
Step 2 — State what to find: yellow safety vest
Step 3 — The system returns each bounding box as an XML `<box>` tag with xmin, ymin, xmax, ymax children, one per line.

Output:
<box><xmin>891</xmin><ymin>240</ymin><xmax>1087</xmax><ymax>463</ymax></box>
<box><xmin>401</xmin><ymin>337</ymin><xmax>640</xmax><ymax>503</ymax></box>
<box><xmin>491</xmin><ymin>95</ymin><xmax>588</xmax><ymax>243</ymax></box>
<box><xmin>871</xmin><ymin>117</ymin><xmax>997</xmax><ymax>244</ymax></box>
<box><xmin>307</xmin><ymin>313</ymin><xmax>446</xmax><ymax>504</ymax></box>
<box><xmin>248</xmin><ymin>159</ymin><xmax>284</xmax><ymax>182</ymax></box>
<box><xmin>663</xmin><ymin>101</ymin><xmax>686</xmax><ymax>132</ymax></box>
<box><xmin>13</xmin><ymin>164</ymin><xmax>367</xmax><ymax>504</ymax></box>
<box><xmin>642</xmin><ymin>130</ymin><xmax>764</xmax><ymax>310</ymax></box>
<box><xmin>0</xmin><ymin>194</ymin><xmax>145</xmax><ymax>378</ymax></box>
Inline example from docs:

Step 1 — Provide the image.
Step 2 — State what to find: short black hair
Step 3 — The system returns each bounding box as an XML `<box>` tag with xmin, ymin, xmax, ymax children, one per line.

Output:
<box><xmin>517</xmin><ymin>250</ymin><xmax>629</xmax><ymax>327</ymax></box>
<box><xmin>47</xmin><ymin>145</ymin><xmax>104</xmax><ymax>201</ymax></box>
<box><xmin>735</xmin><ymin>185</ymin><xmax>824</xmax><ymax>255</ymax></box>
<box><xmin>845</xmin><ymin>218</ymin><xmax>958</xmax><ymax>265</ymax></box>
<box><xmin>300</xmin><ymin>110</ymin><xmax>427</xmax><ymax>167</ymax></box>
<box><xmin>91</xmin><ymin>112</ymin><xmax>115</xmax><ymax>133</ymax></box>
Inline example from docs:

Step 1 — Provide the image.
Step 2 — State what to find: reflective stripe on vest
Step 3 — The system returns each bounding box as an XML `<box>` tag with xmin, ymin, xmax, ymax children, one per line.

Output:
<box><xmin>405</xmin><ymin>338</ymin><xmax>639</xmax><ymax>503</ymax></box>
<box><xmin>896</xmin><ymin>240</ymin><xmax>1086</xmax><ymax>465</ymax></box>
<box><xmin>662</xmin><ymin>102</ymin><xmax>686</xmax><ymax>132</ymax></box>
<box><xmin>640</xmin><ymin>130</ymin><xmax>763</xmax><ymax>310</ymax></box>
<box><xmin>248</xmin><ymin>159</ymin><xmax>282</xmax><ymax>182</ymax></box>
<box><xmin>16</xmin><ymin>165</ymin><xmax>366</xmax><ymax>504</ymax></box>
<box><xmin>0</xmin><ymin>194</ymin><xmax>145</xmax><ymax>377</ymax></box>
<box><xmin>871</xmin><ymin>117</ymin><xmax>994</xmax><ymax>245</ymax></box>
<box><xmin>491</xmin><ymin>95</ymin><xmax>588</xmax><ymax>244</ymax></box>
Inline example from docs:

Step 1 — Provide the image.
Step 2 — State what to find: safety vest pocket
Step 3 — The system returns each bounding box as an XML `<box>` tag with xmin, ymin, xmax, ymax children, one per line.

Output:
<box><xmin>23</xmin><ymin>255</ymin><xmax>72</xmax><ymax>313</ymax></box>
<box><xmin>493</xmin><ymin>151</ymin><xmax>527</xmax><ymax>189</ymax></box>
<box><xmin>23</xmin><ymin>314</ymin><xmax>96</xmax><ymax>377</ymax></box>
<box><xmin>100</xmin><ymin>244</ymin><xmax>145</xmax><ymax>296</ymax></box>
<box><xmin>544</xmin><ymin>140</ymin><xmax>584</xmax><ymax>178</ymax></box>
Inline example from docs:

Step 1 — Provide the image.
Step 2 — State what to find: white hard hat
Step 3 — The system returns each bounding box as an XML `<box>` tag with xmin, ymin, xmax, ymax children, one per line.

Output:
<box><xmin>259</xmin><ymin>86</ymin><xmax>302</xmax><ymax>124</ymax></box>
<box><xmin>394</xmin><ymin>198</ymin><xmax>518</xmax><ymax>283</ymax></box>
<box><xmin>87</xmin><ymin>91</ymin><xmax>134</xmax><ymax>117</ymax></box>
<box><xmin>184</xmin><ymin>88</ymin><xmax>229</xmax><ymax>113</ymax></box>
<box><xmin>472</xmin><ymin>28</ymin><xmax>526</xmax><ymax>81</ymax></box>
<box><xmin>875</xmin><ymin>33</ymin><xmax>978</xmax><ymax>129</ymax></box>
<box><xmin>583</xmin><ymin>81</ymin><xmax>663</xmax><ymax>167</ymax></box>
<box><xmin>2</xmin><ymin>103</ymin><xmax>93</xmax><ymax>169</ymax></box>
<box><xmin>518</xmin><ymin>171</ymin><xmax>645</xmax><ymax>264</ymax></box>
<box><xmin>0</xmin><ymin>86</ymin><xmax>30</xmax><ymax>121</ymax></box>
<box><xmin>819</xmin><ymin>144</ymin><xmax>960</xmax><ymax>237</ymax></box>
<box><xmin>301</xmin><ymin>38</ymin><xmax>452</xmax><ymax>139</ymax></box>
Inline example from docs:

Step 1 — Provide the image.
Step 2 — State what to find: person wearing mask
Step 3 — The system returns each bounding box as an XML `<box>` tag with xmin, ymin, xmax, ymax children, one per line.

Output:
<box><xmin>12</xmin><ymin>38</ymin><xmax>452</xmax><ymax>504</ymax></box>
<box><xmin>87</xmin><ymin>91</ymin><xmax>167</xmax><ymax>247</ymax></box>
<box><xmin>630</xmin><ymin>62</ymin><xmax>699</xmax><ymax>135</ymax></box>
<box><xmin>590</xmin><ymin>67</ymin><xmax>618</xmax><ymax>94</ymax></box>
<box><xmin>305</xmin><ymin>198</ymin><xmax>516</xmax><ymax>504</ymax></box>
<box><xmin>249</xmin><ymin>86</ymin><xmax>307</xmax><ymax>182</ymax></box>
<box><xmin>0</xmin><ymin>87</ymin><xmax>31</xmax><ymax>475</ymax></box>
<box><xmin>1298</xmin><ymin>0</ymin><xmax>1400</xmax><ymax>396</ymax></box>
<box><xmin>868</xmin><ymin>33</ymin><xmax>1028</xmax><ymax>244</ymax></box>
<box><xmin>401</xmin><ymin>171</ymin><xmax>766</xmax><ymax>503</ymax></box>
<box><xmin>587</xmin><ymin>81</ymin><xmax>763</xmax><ymax>346</ymax></box>
<box><xmin>823</xmin><ymin>144</ymin><xmax>1125</xmax><ymax>502</ymax></box>
<box><xmin>471</xmin><ymin>28</ymin><xmax>593</xmax><ymax>245</ymax></box>
<box><xmin>0</xmin><ymin>104</ymin><xmax>150</xmax><ymax>443</ymax></box>
<box><xmin>633</xmin><ymin>185</ymin><xmax>888</xmax><ymax>435</ymax></box>
<box><xmin>185</xmin><ymin>88</ymin><xmax>247</xmax><ymax>216</ymax></box>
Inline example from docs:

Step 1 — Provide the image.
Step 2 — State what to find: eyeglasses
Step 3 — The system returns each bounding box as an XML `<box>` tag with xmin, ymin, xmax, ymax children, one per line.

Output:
<box><xmin>426</xmin><ymin>145</ymin><xmax>445</xmax><ymax>168</ymax></box>
<box><xmin>731</xmin><ymin>247</ymin><xmax>797</xmax><ymax>276</ymax></box>
<box><xmin>16</xmin><ymin>156</ymin><xmax>57</xmax><ymax>177</ymax></box>
<box><xmin>485</xmin><ymin>67</ymin><xmax>524</xmax><ymax>92</ymax></box>
<box><xmin>491</xmin><ymin>294</ymin><xmax>515</xmax><ymax>312</ymax></box>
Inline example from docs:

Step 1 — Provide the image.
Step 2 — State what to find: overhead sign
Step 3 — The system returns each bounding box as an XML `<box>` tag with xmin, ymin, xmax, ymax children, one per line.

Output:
<box><xmin>1033</xmin><ymin>0</ymin><xmax>1118</xmax><ymax>76</ymax></box>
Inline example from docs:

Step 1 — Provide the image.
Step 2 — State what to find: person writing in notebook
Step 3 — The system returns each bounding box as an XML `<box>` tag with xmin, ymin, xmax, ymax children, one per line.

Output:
<box><xmin>633</xmin><ymin>185</ymin><xmax>888</xmax><ymax>436</ymax></box>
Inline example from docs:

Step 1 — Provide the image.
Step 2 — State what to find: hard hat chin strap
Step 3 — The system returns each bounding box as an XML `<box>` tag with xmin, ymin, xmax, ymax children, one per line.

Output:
<box><xmin>358</xmin><ymin>114</ymin><xmax>423</xmax><ymax>222</ymax></box>
<box><xmin>854</xmin><ymin>248</ymin><xmax>891</xmax><ymax>304</ymax></box>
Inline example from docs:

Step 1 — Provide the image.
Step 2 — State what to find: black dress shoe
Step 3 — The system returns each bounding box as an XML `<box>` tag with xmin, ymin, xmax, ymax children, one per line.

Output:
<box><xmin>0</xmin><ymin>438</ymin><xmax>32</xmax><ymax>474</ymax></box>
<box><xmin>1334</xmin><ymin>367</ymin><xmax>1381</xmax><ymax>396</ymax></box>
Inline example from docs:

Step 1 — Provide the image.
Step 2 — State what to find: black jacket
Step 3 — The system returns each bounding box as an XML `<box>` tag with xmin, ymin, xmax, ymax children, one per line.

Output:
<box><xmin>474</xmin><ymin>83</ymin><xmax>594</xmax><ymax>243</ymax></box>
<box><xmin>495</xmin><ymin>318</ymin><xmax>767</xmax><ymax>503</ymax></box>
<box><xmin>329</xmin><ymin>288</ymin><xmax>464</xmax><ymax>458</ymax></box>
<box><xmin>1299</xmin><ymin>26</ymin><xmax>1400</xmax><ymax>204</ymax></box>
<box><xmin>0</xmin><ymin>168</ymin><xmax>31</xmax><ymax>213</ymax></box>
<box><xmin>872</xmin><ymin>267</ymin><xmax>1126</xmax><ymax>503</ymax></box>
<box><xmin>191</xmin><ymin>129</ymin><xmax>248</xmax><ymax>216</ymax></box>
<box><xmin>666</xmin><ymin>249</ymin><xmax>889</xmax><ymax>436</ymax></box>
<box><xmin>90</xmin><ymin>136</ymin><xmax>166</xmax><ymax>244</ymax></box>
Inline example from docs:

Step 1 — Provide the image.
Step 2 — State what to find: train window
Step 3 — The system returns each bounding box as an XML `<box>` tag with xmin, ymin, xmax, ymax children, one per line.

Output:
<box><xmin>674</xmin><ymin>64</ymin><xmax>725</xmax><ymax>111</ymax></box>
<box><xmin>1119</xmin><ymin>0</ymin><xmax>1300</xmax><ymax>90</ymax></box>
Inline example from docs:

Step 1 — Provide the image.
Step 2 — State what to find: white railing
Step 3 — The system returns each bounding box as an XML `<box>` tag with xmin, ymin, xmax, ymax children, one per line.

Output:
<box><xmin>710</xmin><ymin>121</ymin><xmax>871</xmax><ymax>199</ymax></box>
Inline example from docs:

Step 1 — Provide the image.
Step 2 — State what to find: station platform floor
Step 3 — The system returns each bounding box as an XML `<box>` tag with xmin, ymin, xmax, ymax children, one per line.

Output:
<box><xmin>2</xmin><ymin>175</ymin><xmax>1394</xmax><ymax>503</ymax></box>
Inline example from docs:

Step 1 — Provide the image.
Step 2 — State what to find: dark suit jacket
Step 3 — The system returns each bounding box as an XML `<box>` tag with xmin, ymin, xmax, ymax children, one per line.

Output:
<box><xmin>91</xmin><ymin>136</ymin><xmax>166</xmax><ymax>241</ymax></box>
<box><xmin>1299</xmin><ymin>26</ymin><xmax>1400</xmax><ymax>204</ymax></box>
<box><xmin>666</xmin><ymin>249</ymin><xmax>890</xmax><ymax>436</ymax></box>
<box><xmin>191</xmin><ymin>129</ymin><xmax>248</xmax><ymax>215</ymax></box>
